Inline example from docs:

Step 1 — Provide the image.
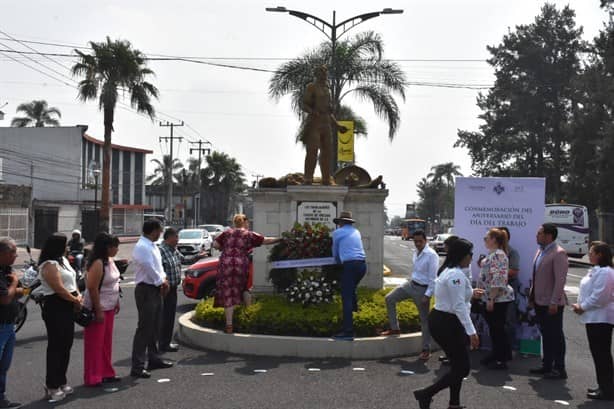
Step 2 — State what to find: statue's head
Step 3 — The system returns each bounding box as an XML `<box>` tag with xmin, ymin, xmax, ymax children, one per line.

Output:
<box><xmin>313</xmin><ymin>65</ymin><xmax>328</xmax><ymax>80</ymax></box>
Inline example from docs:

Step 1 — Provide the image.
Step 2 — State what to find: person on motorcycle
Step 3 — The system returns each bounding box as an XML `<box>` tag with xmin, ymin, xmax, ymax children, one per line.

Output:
<box><xmin>67</xmin><ymin>230</ymin><xmax>85</xmax><ymax>273</ymax></box>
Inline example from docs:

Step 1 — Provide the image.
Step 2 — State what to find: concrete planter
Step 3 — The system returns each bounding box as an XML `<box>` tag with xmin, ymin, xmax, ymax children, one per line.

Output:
<box><xmin>178</xmin><ymin>311</ymin><xmax>427</xmax><ymax>359</ymax></box>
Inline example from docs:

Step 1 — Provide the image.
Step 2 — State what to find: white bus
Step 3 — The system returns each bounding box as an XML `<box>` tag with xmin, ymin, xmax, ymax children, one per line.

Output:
<box><xmin>544</xmin><ymin>204</ymin><xmax>589</xmax><ymax>258</ymax></box>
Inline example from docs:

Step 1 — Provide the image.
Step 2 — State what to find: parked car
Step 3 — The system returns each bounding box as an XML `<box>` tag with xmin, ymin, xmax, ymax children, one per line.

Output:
<box><xmin>182</xmin><ymin>252</ymin><xmax>253</xmax><ymax>299</ymax></box>
<box><xmin>429</xmin><ymin>233</ymin><xmax>452</xmax><ymax>255</ymax></box>
<box><xmin>177</xmin><ymin>228</ymin><xmax>213</xmax><ymax>263</ymax></box>
<box><xmin>198</xmin><ymin>224</ymin><xmax>227</xmax><ymax>240</ymax></box>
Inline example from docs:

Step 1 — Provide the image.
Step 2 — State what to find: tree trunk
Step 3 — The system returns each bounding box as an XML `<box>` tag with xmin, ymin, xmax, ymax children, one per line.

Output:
<box><xmin>100</xmin><ymin>106</ymin><xmax>114</xmax><ymax>233</ymax></box>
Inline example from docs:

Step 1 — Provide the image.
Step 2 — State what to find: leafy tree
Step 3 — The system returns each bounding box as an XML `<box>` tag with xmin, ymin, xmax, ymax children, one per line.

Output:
<box><xmin>199</xmin><ymin>151</ymin><xmax>246</xmax><ymax>225</ymax></box>
<box><xmin>11</xmin><ymin>100</ymin><xmax>61</xmax><ymax>127</ymax></box>
<box><xmin>269</xmin><ymin>31</ymin><xmax>407</xmax><ymax>164</ymax></box>
<box><xmin>72</xmin><ymin>37</ymin><xmax>158</xmax><ymax>231</ymax></box>
<box><xmin>455</xmin><ymin>4</ymin><xmax>584</xmax><ymax>202</ymax></box>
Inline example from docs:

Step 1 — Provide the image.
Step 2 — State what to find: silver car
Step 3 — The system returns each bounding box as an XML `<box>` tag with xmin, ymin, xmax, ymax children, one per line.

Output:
<box><xmin>177</xmin><ymin>229</ymin><xmax>213</xmax><ymax>263</ymax></box>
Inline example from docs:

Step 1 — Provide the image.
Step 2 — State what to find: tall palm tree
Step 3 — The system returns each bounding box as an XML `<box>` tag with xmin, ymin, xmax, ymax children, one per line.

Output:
<box><xmin>147</xmin><ymin>155</ymin><xmax>183</xmax><ymax>186</ymax></box>
<box><xmin>72</xmin><ymin>37</ymin><xmax>158</xmax><ymax>232</ymax></box>
<box><xmin>11</xmin><ymin>100</ymin><xmax>61</xmax><ymax>127</ymax></box>
<box><xmin>269</xmin><ymin>31</ymin><xmax>407</xmax><ymax>146</ymax></box>
<box><xmin>200</xmin><ymin>151</ymin><xmax>246</xmax><ymax>224</ymax></box>
<box><xmin>427</xmin><ymin>162</ymin><xmax>463</xmax><ymax>187</ymax></box>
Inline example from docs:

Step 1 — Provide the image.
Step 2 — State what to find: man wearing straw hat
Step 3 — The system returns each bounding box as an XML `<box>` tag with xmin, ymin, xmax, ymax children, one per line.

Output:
<box><xmin>331</xmin><ymin>211</ymin><xmax>366</xmax><ymax>341</ymax></box>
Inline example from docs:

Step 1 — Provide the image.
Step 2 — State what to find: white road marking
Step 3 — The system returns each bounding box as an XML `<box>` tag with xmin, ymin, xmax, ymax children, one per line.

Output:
<box><xmin>253</xmin><ymin>369</ymin><xmax>267</xmax><ymax>373</ymax></box>
<box><xmin>157</xmin><ymin>378</ymin><xmax>171</xmax><ymax>383</ymax></box>
<box><xmin>352</xmin><ymin>367</ymin><xmax>366</xmax><ymax>371</ymax></box>
<box><xmin>104</xmin><ymin>387</ymin><xmax>119</xmax><ymax>392</ymax></box>
<box><xmin>200</xmin><ymin>372</ymin><xmax>214</xmax><ymax>376</ymax></box>
<box><xmin>400</xmin><ymin>370</ymin><xmax>414</xmax><ymax>375</ymax></box>
<box><xmin>503</xmin><ymin>386</ymin><xmax>517</xmax><ymax>391</ymax></box>
<box><xmin>308</xmin><ymin>368</ymin><xmax>321</xmax><ymax>372</ymax></box>
<box><xmin>554</xmin><ymin>400</ymin><xmax>569</xmax><ymax>406</ymax></box>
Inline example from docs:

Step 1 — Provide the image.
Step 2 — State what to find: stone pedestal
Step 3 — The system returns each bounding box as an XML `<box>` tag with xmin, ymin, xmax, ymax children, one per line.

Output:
<box><xmin>249</xmin><ymin>185</ymin><xmax>388</xmax><ymax>292</ymax></box>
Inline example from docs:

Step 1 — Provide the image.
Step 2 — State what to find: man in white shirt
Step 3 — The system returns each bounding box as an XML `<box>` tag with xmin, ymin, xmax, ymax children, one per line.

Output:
<box><xmin>380</xmin><ymin>230</ymin><xmax>439</xmax><ymax>360</ymax></box>
<box><xmin>130</xmin><ymin>219</ymin><xmax>172</xmax><ymax>378</ymax></box>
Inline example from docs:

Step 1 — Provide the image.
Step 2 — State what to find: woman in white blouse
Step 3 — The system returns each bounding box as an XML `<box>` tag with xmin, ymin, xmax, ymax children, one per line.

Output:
<box><xmin>38</xmin><ymin>233</ymin><xmax>82</xmax><ymax>402</ymax></box>
<box><xmin>414</xmin><ymin>238</ymin><xmax>480</xmax><ymax>409</ymax></box>
<box><xmin>572</xmin><ymin>241</ymin><xmax>614</xmax><ymax>401</ymax></box>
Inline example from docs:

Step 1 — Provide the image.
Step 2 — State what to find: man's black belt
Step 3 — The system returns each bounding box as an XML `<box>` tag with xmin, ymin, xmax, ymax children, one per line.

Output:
<box><xmin>411</xmin><ymin>280</ymin><xmax>428</xmax><ymax>288</ymax></box>
<box><xmin>343</xmin><ymin>259</ymin><xmax>365</xmax><ymax>264</ymax></box>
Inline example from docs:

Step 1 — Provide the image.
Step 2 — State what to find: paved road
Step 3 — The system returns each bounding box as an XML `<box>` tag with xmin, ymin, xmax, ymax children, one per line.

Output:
<box><xmin>5</xmin><ymin>238</ymin><xmax>612</xmax><ymax>408</ymax></box>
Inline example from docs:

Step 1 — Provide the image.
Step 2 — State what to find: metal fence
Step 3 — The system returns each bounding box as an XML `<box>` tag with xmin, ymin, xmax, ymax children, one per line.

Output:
<box><xmin>0</xmin><ymin>208</ymin><xmax>29</xmax><ymax>244</ymax></box>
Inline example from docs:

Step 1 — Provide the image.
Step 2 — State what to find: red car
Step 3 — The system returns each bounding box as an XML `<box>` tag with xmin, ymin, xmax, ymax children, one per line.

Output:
<box><xmin>182</xmin><ymin>254</ymin><xmax>254</xmax><ymax>300</ymax></box>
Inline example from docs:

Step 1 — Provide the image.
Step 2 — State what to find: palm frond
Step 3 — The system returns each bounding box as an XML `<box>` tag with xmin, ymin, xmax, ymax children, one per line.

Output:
<box><xmin>349</xmin><ymin>85</ymin><xmax>400</xmax><ymax>140</ymax></box>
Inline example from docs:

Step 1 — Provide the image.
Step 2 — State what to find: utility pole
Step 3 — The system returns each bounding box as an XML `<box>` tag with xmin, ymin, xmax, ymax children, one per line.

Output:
<box><xmin>159</xmin><ymin>121</ymin><xmax>184</xmax><ymax>223</ymax></box>
<box><xmin>189</xmin><ymin>140</ymin><xmax>211</xmax><ymax>225</ymax></box>
<box><xmin>252</xmin><ymin>173</ymin><xmax>264</xmax><ymax>188</ymax></box>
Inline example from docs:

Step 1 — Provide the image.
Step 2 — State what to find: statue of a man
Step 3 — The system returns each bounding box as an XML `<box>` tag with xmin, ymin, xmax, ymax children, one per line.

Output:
<box><xmin>302</xmin><ymin>65</ymin><xmax>346</xmax><ymax>185</ymax></box>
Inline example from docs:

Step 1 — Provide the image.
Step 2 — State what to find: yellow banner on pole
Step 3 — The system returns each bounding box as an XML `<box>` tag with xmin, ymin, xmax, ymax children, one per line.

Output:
<box><xmin>337</xmin><ymin>121</ymin><xmax>354</xmax><ymax>163</ymax></box>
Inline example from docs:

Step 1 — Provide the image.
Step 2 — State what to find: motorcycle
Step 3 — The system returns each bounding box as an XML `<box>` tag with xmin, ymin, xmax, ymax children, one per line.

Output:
<box><xmin>15</xmin><ymin>245</ymin><xmax>43</xmax><ymax>333</ymax></box>
<box><xmin>67</xmin><ymin>250</ymin><xmax>85</xmax><ymax>291</ymax></box>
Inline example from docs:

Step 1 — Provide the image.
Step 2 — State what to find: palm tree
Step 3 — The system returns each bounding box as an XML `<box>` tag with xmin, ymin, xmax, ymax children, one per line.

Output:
<box><xmin>147</xmin><ymin>155</ymin><xmax>183</xmax><ymax>186</ymax></box>
<box><xmin>269</xmin><ymin>31</ymin><xmax>407</xmax><ymax>146</ymax></box>
<box><xmin>200</xmin><ymin>151</ymin><xmax>246</xmax><ymax>224</ymax></box>
<box><xmin>427</xmin><ymin>162</ymin><xmax>463</xmax><ymax>187</ymax></box>
<box><xmin>72</xmin><ymin>37</ymin><xmax>158</xmax><ymax>232</ymax></box>
<box><xmin>11</xmin><ymin>100</ymin><xmax>61</xmax><ymax>127</ymax></box>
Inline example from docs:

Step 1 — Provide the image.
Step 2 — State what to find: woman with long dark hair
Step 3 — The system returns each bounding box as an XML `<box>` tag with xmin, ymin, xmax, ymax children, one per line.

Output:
<box><xmin>572</xmin><ymin>242</ymin><xmax>614</xmax><ymax>401</ymax></box>
<box><xmin>38</xmin><ymin>233</ymin><xmax>81</xmax><ymax>402</ymax></box>
<box><xmin>414</xmin><ymin>238</ymin><xmax>479</xmax><ymax>409</ymax></box>
<box><xmin>83</xmin><ymin>233</ymin><xmax>122</xmax><ymax>387</ymax></box>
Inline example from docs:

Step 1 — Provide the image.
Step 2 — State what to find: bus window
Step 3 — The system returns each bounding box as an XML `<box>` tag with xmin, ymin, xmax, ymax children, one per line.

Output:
<box><xmin>400</xmin><ymin>219</ymin><xmax>426</xmax><ymax>241</ymax></box>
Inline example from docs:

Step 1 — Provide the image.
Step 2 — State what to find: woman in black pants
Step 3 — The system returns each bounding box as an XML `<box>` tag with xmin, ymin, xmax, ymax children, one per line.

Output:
<box><xmin>572</xmin><ymin>242</ymin><xmax>614</xmax><ymax>401</ymax></box>
<box><xmin>478</xmin><ymin>228</ymin><xmax>514</xmax><ymax>369</ymax></box>
<box><xmin>38</xmin><ymin>233</ymin><xmax>82</xmax><ymax>402</ymax></box>
<box><xmin>414</xmin><ymin>239</ymin><xmax>480</xmax><ymax>409</ymax></box>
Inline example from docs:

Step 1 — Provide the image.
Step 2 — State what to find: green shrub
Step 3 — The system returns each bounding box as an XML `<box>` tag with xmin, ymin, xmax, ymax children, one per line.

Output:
<box><xmin>192</xmin><ymin>287</ymin><xmax>421</xmax><ymax>337</ymax></box>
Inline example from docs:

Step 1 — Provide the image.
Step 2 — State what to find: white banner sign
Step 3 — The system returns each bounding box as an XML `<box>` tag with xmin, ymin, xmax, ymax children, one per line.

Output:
<box><xmin>297</xmin><ymin>201</ymin><xmax>337</xmax><ymax>230</ymax></box>
<box><xmin>454</xmin><ymin>177</ymin><xmax>545</xmax><ymax>347</ymax></box>
<box><xmin>270</xmin><ymin>257</ymin><xmax>336</xmax><ymax>269</ymax></box>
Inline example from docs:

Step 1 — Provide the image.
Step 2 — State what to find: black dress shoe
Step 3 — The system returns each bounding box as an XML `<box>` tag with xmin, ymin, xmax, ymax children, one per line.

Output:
<box><xmin>147</xmin><ymin>360</ymin><xmax>173</xmax><ymax>370</ymax></box>
<box><xmin>543</xmin><ymin>369</ymin><xmax>567</xmax><ymax>380</ymax></box>
<box><xmin>161</xmin><ymin>344</ymin><xmax>179</xmax><ymax>352</ymax></box>
<box><xmin>587</xmin><ymin>387</ymin><xmax>599</xmax><ymax>393</ymax></box>
<box><xmin>130</xmin><ymin>369</ymin><xmax>151</xmax><ymax>378</ymax></box>
<box><xmin>413</xmin><ymin>389</ymin><xmax>432</xmax><ymax>409</ymax></box>
<box><xmin>587</xmin><ymin>390</ymin><xmax>614</xmax><ymax>401</ymax></box>
<box><xmin>102</xmin><ymin>376</ymin><xmax>122</xmax><ymax>383</ymax></box>
<box><xmin>529</xmin><ymin>367</ymin><xmax>550</xmax><ymax>375</ymax></box>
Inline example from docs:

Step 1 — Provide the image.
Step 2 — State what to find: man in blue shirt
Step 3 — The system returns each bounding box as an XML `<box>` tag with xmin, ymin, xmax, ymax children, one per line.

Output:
<box><xmin>331</xmin><ymin>211</ymin><xmax>366</xmax><ymax>341</ymax></box>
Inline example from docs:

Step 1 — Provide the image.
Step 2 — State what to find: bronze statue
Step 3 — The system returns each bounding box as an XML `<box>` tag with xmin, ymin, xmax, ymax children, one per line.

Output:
<box><xmin>302</xmin><ymin>65</ymin><xmax>347</xmax><ymax>185</ymax></box>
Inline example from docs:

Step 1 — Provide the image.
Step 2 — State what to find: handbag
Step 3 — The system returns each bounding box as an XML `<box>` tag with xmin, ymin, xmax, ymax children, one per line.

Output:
<box><xmin>74</xmin><ymin>260</ymin><xmax>106</xmax><ymax>327</ymax></box>
<box><xmin>74</xmin><ymin>307</ymin><xmax>95</xmax><ymax>327</ymax></box>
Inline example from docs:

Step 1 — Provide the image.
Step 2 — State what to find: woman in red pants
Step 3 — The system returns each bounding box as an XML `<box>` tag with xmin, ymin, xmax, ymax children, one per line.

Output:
<box><xmin>82</xmin><ymin>233</ymin><xmax>122</xmax><ymax>387</ymax></box>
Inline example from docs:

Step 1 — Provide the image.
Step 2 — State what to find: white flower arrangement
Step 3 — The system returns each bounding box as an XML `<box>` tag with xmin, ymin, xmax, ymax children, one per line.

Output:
<box><xmin>284</xmin><ymin>271</ymin><xmax>337</xmax><ymax>306</ymax></box>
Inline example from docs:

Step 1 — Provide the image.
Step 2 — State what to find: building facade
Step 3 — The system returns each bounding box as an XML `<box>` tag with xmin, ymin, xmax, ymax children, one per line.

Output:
<box><xmin>0</xmin><ymin>126</ymin><xmax>151</xmax><ymax>246</ymax></box>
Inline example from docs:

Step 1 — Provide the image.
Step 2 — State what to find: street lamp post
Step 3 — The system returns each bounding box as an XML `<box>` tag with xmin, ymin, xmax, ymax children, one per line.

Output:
<box><xmin>266</xmin><ymin>6</ymin><xmax>403</xmax><ymax>173</ymax></box>
<box><xmin>93</xmin><ymin>168</ymin><xmax>101</xmax><ymax>233</ymax></box>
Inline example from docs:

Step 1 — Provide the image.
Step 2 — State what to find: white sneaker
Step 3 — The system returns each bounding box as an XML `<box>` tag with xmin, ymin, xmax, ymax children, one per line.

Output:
<box><xmin>60</xmin><ymin>385</ymin><xmax>74</xmax><ymax>395</ymax></box>
<box><xmin>44</xmin><ymin>387</ymin><xmax>65</xmax><ymax>402</ymax></box>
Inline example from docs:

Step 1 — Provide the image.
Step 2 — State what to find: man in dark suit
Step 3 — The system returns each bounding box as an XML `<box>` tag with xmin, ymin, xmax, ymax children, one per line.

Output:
<box><xmin>529</xmin><ymin>223</ymin><xmax>569</xmax><ymax>379</ymax></box>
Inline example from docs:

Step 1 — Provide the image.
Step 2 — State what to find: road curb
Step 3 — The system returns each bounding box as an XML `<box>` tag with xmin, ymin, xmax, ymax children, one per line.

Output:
<box><xmin>177</xmin><ymin>311</ymin><xmax>428</xmax><ymax>359</ymax></box>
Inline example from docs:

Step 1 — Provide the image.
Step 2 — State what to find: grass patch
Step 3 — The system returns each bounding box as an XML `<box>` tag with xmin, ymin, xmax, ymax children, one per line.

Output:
<box><xmin>192</xmin><ymin>287</ymin><xmax>422</xmax><ymax>337</ymax></box>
